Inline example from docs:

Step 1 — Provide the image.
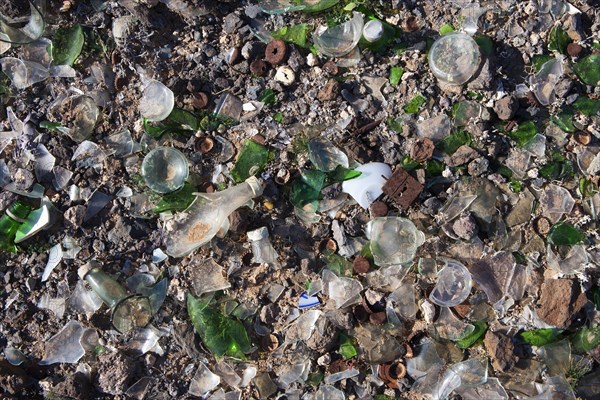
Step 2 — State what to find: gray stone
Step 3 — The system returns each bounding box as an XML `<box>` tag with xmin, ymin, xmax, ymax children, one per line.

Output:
<box><xmin>467</xmin><ymin>58</ymin><xmax>494</xmax><ymax>91</ymax></box>
<box><xmin>468</xmin><ymin>157</ymin><xmax>489</xmax><ymax>176</ymax></box>
<box><xmin>452</xmin><ymin>214</ymin><xmax>478</xmax><ymax>240</ymax></box>
<box><xmin>64</xmin><ymin>205</ymin><xmax>86</xmax><ymax>230</ymax></box>
<box><xmin>493</xmin><ymin>96</ymin><xmax>518</xmax><ymax>121</ymax></box>
<box><xmin>446</xmin><ymin>145</ymin><xmax>479</xmax><ymax>167</ymax></box>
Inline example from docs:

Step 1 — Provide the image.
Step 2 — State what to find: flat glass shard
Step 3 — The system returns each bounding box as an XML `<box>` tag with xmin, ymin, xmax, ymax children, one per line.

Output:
<box><xmin>41</xmin><ymin>243</ymin><xmax>62</xmax><ymax>282</ymax></box>
<box><xmin>189</xmin><ymin>362</ymin><xmax>221</xmax><ymax>397</ymax></box>
<box><xmin>0</xmin><ymin>57</ymin><xmax>49</xmax><ymax>89</ymax></box>
<box><xmin>39</xmin><ymin>320</ymin><xmax>86</xmax><ymax>365</ymax></box>
<box><xmin>365</xmin><ymin>217</ymin><xmax>425</xmax><ymax>267</ymax></box>
<box><xmin>307</xmin><ymin>137</ymin><xmax>349</xmax><ymax>172</ymax></box>
<box><xmin>71</xmin><ymin>140</ymin><xmax>107</xmax><ymax>170</ymax></box>
<box><xmin>531</xmin><ymin>57</ymin><xmax>563</xmax><ymax>106</ymax></box>
<box><xmin>435</xmin><ymin>306</ymin><xmax>475</xmax><ymax>341</ymax></box>
<box><xmin>33</xmin><ymin>143</ymin><xmax>55</xmax><ymax>182</ymax></box>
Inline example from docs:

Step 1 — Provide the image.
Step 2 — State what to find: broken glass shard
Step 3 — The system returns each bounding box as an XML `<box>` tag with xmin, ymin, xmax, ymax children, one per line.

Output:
<box><xmin>41</xmin><ymin>243</ymin><xmax>62</xmax><ymax>282</ymax></box>
<box><xmin>189</xmin><ymin>362</ymin><xmax>221</xmax><ymax>397</ymax></box>
<box><xmin>83</xmin><ymin>191</ymin><xmax>112</xmax><ymax>222</ymax></box>
<box><xmin>307</xmin><ymin>137</ymin><xmax>349</xmax><ymax>172</ymax></box>
<box><xmin>139</xmin><ymin>80</ymin><xmax>174</xmax><ymax>122</ymax></box>
<box><xmin>285</xmin><ymin>309</ymin><xmax>321</xmax><ymax>343</ymax></box>
<box><xmin>214</xmin><ymin>93</ymin><xmax>243</xmax><ymax>123</ymax></box>
<box><xmin>313</xmin><ymin>12</ymin><xmax>364</xmax><ymax>58</ymax></box>
<box><xmin>435</xmin><ymin>306</ymin><xmax>475</xmax><ymax>341</ymax></box>
<box><xmin>430</xmin><ymin>259</ymin><xmax>472</xmax><ymax>307</ymax></box>
<box><xmin>298</xmin><ymin>292</ymin><xmax>320</xmax><ymax>309</ymax></box>
<box><xmin>247</xmin><ymin>227</ymin><xmax>280</xmax><ymax>267</ymax></box>
<box><xmin>4</xmin><ymin>347</ymin><xmax>28</xmax><ymax>366</ymax></box>
<box><xmin>341</xmin><ymin>162</ymin><xmax>392</xmax><ymax>209</ymax></box>
<box><xmin>366</xmin><ymin>217</ymin><xmax>425</xmax><ymax>267</ymax></box>
<box><xmin>68</xmin><ymin>280</ymin><xmax>103</xmax><ymax>315</ymax></box>
<box><xmin>105</xmin><ymin>129</ymin><xmax>135</xmax><ymax>158</ymax></box>
<box><xmin>124</xmin><ymin>327</ymin><xmax>160</xmax><ymax>356</ymax></box>
<box><xmin>190</xmin><ymin>258</ymin><xmax>231</xmax><ymax>296</ymax></box>
<box><xmin>33</xmin><ymin>144</ymin><xmax>55</xmax><ymax>182</ymax></box>
<box><xmin>0</xmin><ymin>57</ymin><xmax>49</xmax><ymax>89</ymax></box>
<box><xmin>531</xmin><ymin>57</ymin><xmax>563</xmax><ymax>106</ymax></box>
<box><xmin>322</xmin><ymin>269</ymin><xmax>362</xmax><ymax>309</ymax></box>
<box><xmin>54</xmin><ymin>95</ymin><xmax>99</xmax><ymax>142</ymax></box>
<box><xmin>539</xmin><ymin>184</ymin><xmax>574</xmax><ymax>222</ymax></box>
<box><xmin>39</xmin><ymin>320</ymin><xmax>86</xmax><ymax>365</ymax></box>
<box><xmin>0</xmin><ymin>0</ymin><xmax>45</xmax><ymax>45</ymax></box>
<box><xmin>37</xmin><ymin>293</ymin><xmax>66</xmax><ymax>319</ymax></box>
<box><xmin>547</xmin><ymin>244</ymin><xmax>588</xmax><ymax>275</ymax></box>
<box><xmin>52</xmin><ymin>166</ymin><xmax>72</xmax><ymax>191</ymax></box>
<box><xmin>429</xmin><ymin>33</ymin><xmax>481</xmax><ymax>85</ymax></box>
<box><xmin>71</xmin><ymin>140</ymin><xmax>107</xmax><ymax>170</ymax></box>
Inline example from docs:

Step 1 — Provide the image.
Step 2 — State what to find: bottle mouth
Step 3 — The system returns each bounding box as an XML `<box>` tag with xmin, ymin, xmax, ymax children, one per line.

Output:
<box><xmin>111</xmin><ymin>294</ymin><xmax>153</xmax><ymax>334</ymax></box>
<box><xmin>245</xmin><ymin>176</ymin><xmax>264</xmax><ymax>196</ymax></box>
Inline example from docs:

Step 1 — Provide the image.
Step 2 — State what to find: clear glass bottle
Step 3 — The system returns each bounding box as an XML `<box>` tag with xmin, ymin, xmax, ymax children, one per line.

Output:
<box><xmin>79</xmin><ymin>262</ymin><xmax>153</xmax><ymax>334</ymax></box>
<box><xmin>0</xmin><ymin>201</ymin><xmax>31</xmax><ymax>253</ymax></box>
<box><xmin>164</xmin><ymin>177</ymin><xmax>264</xmax><ymax>257</ymax></box>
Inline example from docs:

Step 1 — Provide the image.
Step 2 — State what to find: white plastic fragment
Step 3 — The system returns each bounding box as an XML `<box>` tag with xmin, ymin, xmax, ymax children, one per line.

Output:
<box><xmin>341</xmin><ymin>162</ymin><xmax>392</xmax><ymax>209</ymax></box>
<box><xmin>42</xmin><ymin>244</ymin><xmax>63</xmax><ymax>282</ymax></box>
<box><xmin>39</xmin><ymin>320</ymin><xmax>86</xmax><ymax>365</ymax></box>
<box><xmin>298</xmin><ymin>292</ymin><xmax>320</xmax><ymax>309</ymax></box>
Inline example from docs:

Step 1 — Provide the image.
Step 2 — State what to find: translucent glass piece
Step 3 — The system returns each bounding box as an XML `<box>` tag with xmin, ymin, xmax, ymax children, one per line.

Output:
<box><xmin>34</xmin><ymin>146</ymin><xmax>55</xmax><ymax>183</ymax></box>
<box><xmin>141</xmin><ymin>147</ymin><xmax>189</xmax><ymax>193</ymax></box>
<box><xmin>39</xmin><ymin>320</ymin><xmax>86</xmax><ymax>365</ymax></box>
<box><xmin>437</xmin><ymin>194</ymin><xmax>477</xmax><ymax>223</ymax></box>
<box><xmin>313</xmin><ymin>385</ymin><xmax>345</xmax><ymax>400</ymax></box>
<box><xmin>164</xmin><ymin>177</ymin><xmax>263</xmax><ymax>257</ymax></box>
<box><xmin>104</xmin><ymin>129</ymin><xmax>135</xmax><ymax>158</ymax></box>
<box><xmin>531</xmin><ymin>57</ymin><xmax>563</xmax><ymax>106</ymax></box>
<box><xmin>456</xmin><ymin>377</ymin><xmax>509</xmax><ymax>400</ymax></box>
<box><xmin>461</xmin><ymin>4</ymin><xmax>487</xmax><ymax>36</ymax></box>
<box><xmin>322</xmin><ymin>269</ymin><xmax>362</xmax><ymax>309</ymax></box>
<box><xmin>314</xmin><ymin>12</ymin><xmax>364</xmax><ymax>58</ymax></box>
<box><xmin>124</xmin><ymin>327</ymin><xmax>160</xmax><ymax>356</ymax></box>
<box><xmin>139</xmin><ymin>80</ymin><xmax>174</xmax><ymax>122</ymax></box>
<box><xmin>0</xmin><ymin>57</ymin><xmax>49</xmax><ymax>89</ymax></box>
<box><xmin>22</xmin><ymin>37</ymin><xmax>52</xmax><ymax>66</ymax></box>
<box><xmin>547</xmin><ymin>244</ymin><xmax>588</xmax><ymax>275</ymax></box>
<box><xmin>435</xmin><ymin>306</ymin><xmax>475</xmax><ymax>340</ymax></box>
<box><xmin>0</xmin><ymin>33</ymin><xmax>10</xmax><ymax>54</ymax></box>
<box><xmin>429</xmin><ymin>33</ymin><xmax>481</xmax><ymax>85</ymax></box>
<box><xmin>539</xmin><ymin>184</ymin><xmax>574</xmax><ymax>222</ymax></box>
<box><xmin>247</xmin><ymin>227</ymin><xmax>280</xmax><ymax>267</ymax></box>
<box><xmin>37</xmin><ymin>292</ymin><xmax>66</xmax><ymax>319</ymax></box>
<box><xmin>4</xmin><ymin>347</ymin><xmax>28</xmax><ymax>366</ymax></box>
<box><xmin>189</xmin><ymin>362</ymin><xmax>220</xmax><ymax>397</ymax></box>
<box><xmin>406</xmin><ymin>339</ymin><xmax>444</xmax><ymax>380</ymax></box>
<box><xmin>307</xmin><ymin>137</ymin><xmax>349</xmax><ymax>172</ymax></box>
<box><xmin>68</xmin><ymin>280</ymin><xmax>103</xmax><ymax>315</ymax></box>
<box><xmin>258</xmin><ymin>0</ymin><xmax>306</xmax><ymax>14</ymax></box>
<box><xmin>341</xmin><ymin>162</ymin><xmax>391</xmax><ymax>209</ymax></box>
<box><xmin>365</xmin><ymin>217</ymin><xmax>425</xmax><ymax>267</ymax></box>
<box><xmin>387</xmin><ymin>281</ymin><xmax>417</xmax><ymax>319</ymax></box>
<box><xmin>298</xmin><ymin>292</ymin><xmax>320</xmax><ymax>309</ymax></box>
<box><xmin>41</xmin><ymin>243</ymin><xmax>62</xmax><ymax>282</ymax></box>
<box><xmin>215</xmin><ymin>360</ymin><xmax>241</xmax><ymax>389</ymax></box>
<box><xmin>324</xmin><ymin>368</ymin><xmax>359</xmax><ymax>384</ymax></box>
<box><xmin>285</xmin><ymin>310</ymin><xmax>321</xmax><ymax>343</ymax></box>
<box><xmin>71</xmin><ymin>140</ymin><xmax>107</xmax><ymax>170</ymax></box>
<box><xmin>190</xmin><ymin>258</ymin><xmax>231</xmax><ymax>296</ymax></box>
<box><xmin>52</xmin><ymin>166</ymin><xmax>72</xmax><ymax>191</ymax></box>
<box><xmin>152</xmin><ymin>248</ymin><xmax>167</xmax><ymax>263</ymax></box>
<box><xmin>214</xmin><ymin>93</ymin><xmax>243</xmax><ymax>122</ymax></box>
<box><xmin>0</xmin><ymin>1</ymin><xmax>45</xmax><ymax>45</ymax></box>
<box><xmin>83</xmin><ymin>190</ymin><xmax>112</xmax><ymax>222</ymax></box>
<box><xmin>430</xmin><ymin>259</ymin><xmax>472</xmax><ymax>307</ymax></box>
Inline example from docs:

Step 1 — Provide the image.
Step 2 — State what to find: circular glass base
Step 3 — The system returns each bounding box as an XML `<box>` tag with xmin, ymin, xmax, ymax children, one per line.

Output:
<box><xmin>141</xmin><ymin>147</ymin><xmax>189</xmax><ymax>193</ymax></box>
<box><xmin>428</xmin><ymin>33</ymin><xmax>481</xmax><ymax>85</ymax></box>
<box><xmin>111</xmin><ymin>295</ymin><xmax>153</xmax><ymax>334</ymax></box>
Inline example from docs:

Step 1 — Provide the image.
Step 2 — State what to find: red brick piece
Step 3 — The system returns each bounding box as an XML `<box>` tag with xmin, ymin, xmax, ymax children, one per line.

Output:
<box><xmin>382</xmin><ymin>168</ymin><xmax>423</xmax><ymax>210</ymax></box>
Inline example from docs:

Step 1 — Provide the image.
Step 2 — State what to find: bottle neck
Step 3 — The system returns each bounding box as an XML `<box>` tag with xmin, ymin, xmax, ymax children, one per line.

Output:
<box><xmin>84</xmin><ymin>268</ymin><xmax>129</xmax><ymax>308</ymax></box>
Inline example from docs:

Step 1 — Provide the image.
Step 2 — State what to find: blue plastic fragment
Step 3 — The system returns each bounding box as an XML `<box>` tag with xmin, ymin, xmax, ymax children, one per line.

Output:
<box><xmin>298</xmin><ymin>292</ymin><xmax>320</xmax><ymax>309</ymax></box>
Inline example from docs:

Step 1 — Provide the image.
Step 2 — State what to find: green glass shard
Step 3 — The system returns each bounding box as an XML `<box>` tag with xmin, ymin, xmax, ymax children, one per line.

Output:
<box><xmin>438</xmin><ymin>129</ymin><xmax>471</xmax><ymax>155</ymax></box>
<box><xmin>290</xmin><ymin>169</ymin><xmax>326</xmax><ymax>210</ymax></box>
<box><xmin>547</xmin><ymin>222</ymin><xmax>586</xmax><ymax>246</ymax></box>
<box><xmin>403</xmin><ymin>94</ymin><xmax>426</xmax><ymax>114</ymax></box>
<box><xmin>439</xmin><ymin>23</ymin><xmax>455</xmax><ymax>36</ymax></box>
<box><xmin>327</xmin><ymin>166</ymin><xmax>361</xmax><ymax>182</ymax></box>
<box><xmin>547</xmin><ymin>26</ymin><xmax>571</xmax><ymax>55</ymax></box>
<box><xmin>389</xmin><ymin>66</ymin><xmax>403</xmax><ymax>86</ymax></box>
<box><xmin>551</xmin><ymin>108</ymin><xmax>576</xmax><ymax>133</ymax></box>
<box><xmin>570</xmin><ymin>326</ymin><xmax>600</xmax><ymax>354</ymax></box>
<box><xmin>456</xmin><ymin>320</ymin><xmax>487</xmax><ymax>349</ymax></box>
<box><xmin>338</xmin><ymin>333</ymin><xmax>357</xmax><ymax>359</ymax></box>
<box><xmin>153</xmin><ymin>182</ymin><xmax>196</xmax><ymax>213</ymax></box>
<box><xmin>187</xmin><ymin>293</ymin><xmax>251</xmax><ymax>359</ymax></box>
<box><xmin>508</xmin><ymin>121</ymin><xmax>537</xmax><ymax>147</ymax></box>
<box><xmin>272</xmin><ymin>23</ymin><xmax>308</xmax><ymax>48</ymax></box>
<box><xmin>574</xmin><ymin>54</ymin><xmax>600</xmax><ymax>86</ymax></box>
<box><xmin>474</xmin><ymin>35</ymin><xmax>493</xmax><ymax>57</ymax></box>
<box><xmin>519</xmin><ymin>328</ymin><xmax>564</xmax><ymax>347</ymax></box>
<box><xmin>52</xmin><ymin>25</ymin><xmax>84</xmax><ymax>66</ymax></box>
<box><xmin>258</xmin><ymin>89</ymin><xmax>276</xmax><ymax>106</ymax></box>
<box><xmin>572</xmin><ymin>97</ymin><xmax>600</xmax><ymax>116</ymax></box>
<box><xmin>143</xmin><ymin>108</ymin><xmax>200</xmax><ymax>138</ymax></box>
<box><xmin>230</xmin><ymin>140</ymin><xmax>269</xmax><ymax>183</ymax></box>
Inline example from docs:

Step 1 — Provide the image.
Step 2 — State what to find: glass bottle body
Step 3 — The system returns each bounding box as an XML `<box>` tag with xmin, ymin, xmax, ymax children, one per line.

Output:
<box><xmin>165</xmin><ymin>177</ymin><xmax>263</xmax><ymax>257</ymax></box>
